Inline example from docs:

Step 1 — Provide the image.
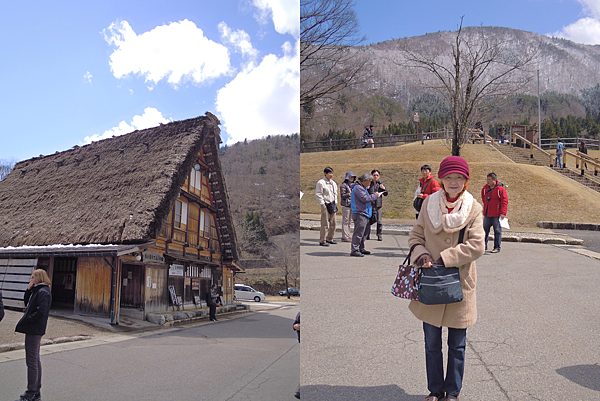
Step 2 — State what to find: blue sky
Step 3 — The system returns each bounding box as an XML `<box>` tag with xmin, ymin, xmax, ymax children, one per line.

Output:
<box><xmin>354</xmin><ymin>0</ymin><xmax>600</xmax><ymax>45</ymax></box>
<box><xmin>1</xmin><ymin>0</ymin><xmax>299</xmax><ymax>162</ymax></box>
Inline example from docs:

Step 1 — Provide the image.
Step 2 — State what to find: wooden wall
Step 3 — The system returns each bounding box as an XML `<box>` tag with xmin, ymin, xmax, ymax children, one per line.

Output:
<box><xmin>75</xmin><ymin>257</ymin><xmax>112</xmax><ymax>317</ymax></box>
<box><xmin>144</xmin><ymin>264</ymin><xmax>168</xmax><ymax>313</ymax></box>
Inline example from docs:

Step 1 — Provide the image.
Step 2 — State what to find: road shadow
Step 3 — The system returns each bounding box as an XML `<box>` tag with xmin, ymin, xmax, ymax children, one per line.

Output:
<box><xmin>556</xmin><ymin>364</ymin><xmax>600</xmax><ymax>391</ymax></box>
<box><xmin>300</xmin><ymin>384</ymin><xmax>423</xmax><ymax>401</ymax></box>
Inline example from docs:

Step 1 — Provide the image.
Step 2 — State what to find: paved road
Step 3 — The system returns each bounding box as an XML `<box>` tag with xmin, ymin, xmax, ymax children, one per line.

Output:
<box><xmin>300</xmin><ymin>229</ymin><xmax>600</xmax><ymax>401</ymax></box>
<box><xmin>1</xmin><ymin>305</ymin><xmax>300</xmax><ymax>401</ymax></box>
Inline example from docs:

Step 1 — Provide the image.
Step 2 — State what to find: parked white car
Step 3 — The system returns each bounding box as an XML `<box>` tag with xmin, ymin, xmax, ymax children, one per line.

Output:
<box><xmin>234</xmin><ymin>284</ymin><xmax>265</xmax><ymax>302</ymax></box>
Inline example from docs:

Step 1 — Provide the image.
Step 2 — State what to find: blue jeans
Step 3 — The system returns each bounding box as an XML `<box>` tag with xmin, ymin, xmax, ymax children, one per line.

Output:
<box><xmin>483</xmin><ymin>216</ymin><xmax>502</xmax><ymax>250</ymax></box>
<box><xmin>423</xmin><ymin>322</ymin><xmax>467</xmax><ymax>397</ymax></box>
<box><xmin>554</xmin><ymin>155</ymin><xmax>562</xmax><ymax>168</ymax></box>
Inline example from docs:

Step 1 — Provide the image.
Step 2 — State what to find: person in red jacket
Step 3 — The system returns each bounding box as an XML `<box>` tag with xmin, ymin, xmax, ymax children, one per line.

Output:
<box><xmin>415</xmin><ymin>165</ymin><xmax>441</xmax><ymax>219</ymax></box>
<box><xmin>481</xmin><ymin>172</ymin><xmax>508</xmax><ymax>253</ymax></box>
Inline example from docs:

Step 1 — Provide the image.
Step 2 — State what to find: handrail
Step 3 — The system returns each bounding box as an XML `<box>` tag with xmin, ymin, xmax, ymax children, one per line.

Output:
<box><xmin>512</xmin><ymin>133</ymin><xmax>553</xmax><ymax>166</ymax></box>
<box><xmin>564</xmin><ymin>149</ymin><xmax>600</xmax><ymax>177</ymax></box>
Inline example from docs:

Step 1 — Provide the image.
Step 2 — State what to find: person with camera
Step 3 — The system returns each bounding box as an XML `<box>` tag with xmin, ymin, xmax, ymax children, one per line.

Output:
<box><xmin>365</xmin><ymin>169</ymin><xmax>388</xmax><ymax>241</ymax></box>
<box><xmin>315</xmin><ymin>166</ymin><xmax>338</xmax><ymax>246</ymax></box>
<box><xmin>350</xmin><ymin>172</ymin><xmax>381</xmax><ymax>257</ymax></box>
<box><xmin>481</xmin><ymin>172</ymin><xmax>508</xmax><ymax>253</ymax></box>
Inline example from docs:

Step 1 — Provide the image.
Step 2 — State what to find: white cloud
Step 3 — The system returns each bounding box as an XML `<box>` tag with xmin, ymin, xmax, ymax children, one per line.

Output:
<box><xmin>83</xmin><ymin>71</ymin><xmax>92</xmax><ymax>84</ymax></box>
<box><xmin>551</xmin><ymin>0</ymin><xmax>600</xmax><ymax>44</ymax></box>
<box><xmin>103</xmin><ymin>20</ymin><xmax>232</xmax><ymax>87</ymax></box>
<box><xmin>552</xmin><ymin>17</ymin><xmax>600</xmax><ymax>44</ymax></box>
<box><xmin>252</xmin><ymin>0</ymin><xmax>300</xmax><ymax>37</ymax></box>
<box><xmin>83</xmin><ymin>107</ymin><xmax>170</xmax><ymax>144</ymax></box>
<box><xmin>218</xmin><ymin>22</ymin><xmax>259</xmax><ymax>63</ymax></box>
<box><xmin>217</xmin><ymin>40</ymin><xmax>299</xmax><ymax>145</ymax></box>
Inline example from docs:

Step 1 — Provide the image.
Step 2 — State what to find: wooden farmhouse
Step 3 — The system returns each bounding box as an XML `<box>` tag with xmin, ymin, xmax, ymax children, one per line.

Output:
<box><xmin>0</xmin><ymin>113</ymin><xmax>241</xmax><ymax>323</ymax></box>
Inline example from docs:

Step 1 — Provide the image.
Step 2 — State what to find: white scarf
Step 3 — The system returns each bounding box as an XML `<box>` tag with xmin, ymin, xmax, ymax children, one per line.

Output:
<box><xmin>427</xmin><ymin>189</ymin><xmax>474</xmax><ymax>229</ymax></box>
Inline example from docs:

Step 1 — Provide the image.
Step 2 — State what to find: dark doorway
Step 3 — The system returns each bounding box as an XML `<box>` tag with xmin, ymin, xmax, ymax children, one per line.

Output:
<box><xmin>51</xmin><ymin>257</ymin><xmax>77</xmax><ymax>307</ymax></box>
<box><xmin>120</xmin><ymin>264</ymin><xmax>144</xmax><ymax>309</ymax></box>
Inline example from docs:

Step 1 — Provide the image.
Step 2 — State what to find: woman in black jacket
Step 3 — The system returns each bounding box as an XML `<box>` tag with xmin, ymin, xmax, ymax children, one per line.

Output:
<box><xmin>15</xmin><ymin>269</ymin><xmax>52</xmax><ymax>401</ymax></box>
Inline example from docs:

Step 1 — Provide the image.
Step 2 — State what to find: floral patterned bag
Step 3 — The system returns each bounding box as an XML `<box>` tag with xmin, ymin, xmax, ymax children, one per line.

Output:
<box><xmin>391</xmin><ymin>244</ymin><xmax>420</xmax><ymax>300</ymax></box>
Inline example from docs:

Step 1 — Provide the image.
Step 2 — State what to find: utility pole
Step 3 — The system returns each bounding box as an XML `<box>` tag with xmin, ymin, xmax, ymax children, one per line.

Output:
<box><xmin>538</xmin><ymin>69</ymin><xmax>541</xmax><ymax>148</ymax></box>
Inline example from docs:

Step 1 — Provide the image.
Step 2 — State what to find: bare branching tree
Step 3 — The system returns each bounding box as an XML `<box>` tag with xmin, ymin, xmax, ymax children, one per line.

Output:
<box><xmin>0</xmin><ymin>159</ymin><xmax>17</xmax><ymax>181</ymax></box>
<box><xmin>271</xmin><ymin>232</ymin><xmax>299</xmax><ymax>298</ymax></box>
<box><xmin>300</xmin><ymin>0</ymin><xmax>367</xmax><ymax>109</ymax></box>
<box><xmin>392</xmin><ymin>18</ymin><xmax>539</xmax><ymax>155</ymax></box>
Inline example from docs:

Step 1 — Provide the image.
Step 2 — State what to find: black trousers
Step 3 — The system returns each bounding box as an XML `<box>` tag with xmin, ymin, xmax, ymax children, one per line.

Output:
<box><xmin>209</xmin><ymin>304</ymin><xmax>216</xmax><ymax>320</ymax></box>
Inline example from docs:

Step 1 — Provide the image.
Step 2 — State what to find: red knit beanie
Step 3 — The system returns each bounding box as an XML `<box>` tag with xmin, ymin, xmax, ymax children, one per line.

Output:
<box><xmin>438</xmin><ymin>156</ymin><xmax>470</xmax><ymax>179</ymax></box>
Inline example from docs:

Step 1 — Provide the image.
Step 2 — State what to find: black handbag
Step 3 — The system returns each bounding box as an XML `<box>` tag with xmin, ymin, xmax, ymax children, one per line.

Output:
<box><xmin>417</xmin><ymin>227</ymin><xmax>466</xmax><ymax>305</ymax></box>
<box><xmin>413</xmin><ymin>179</ymin><xmax>432</xmax><ymax>212</ymax></box>
<box><xmin>325</xmin><ymin>201</ymin><xmax>338</xmax><ymax>214</ymax></box>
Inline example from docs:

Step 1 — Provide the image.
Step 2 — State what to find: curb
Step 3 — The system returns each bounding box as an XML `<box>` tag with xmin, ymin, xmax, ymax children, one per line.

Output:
<box><xmin>0</xmin><ymin>335</ymin><xmax>93</xmax><ymax>354</ymax></box>
<box><xmin>537</xmin><ymin>221</ymin><xmax>600</xmax><ymax>230</ymax></box>
<box><xmin>300</xmin><ymin>220</ymin><xmax>584</xmax><ymax>245</ymax></box>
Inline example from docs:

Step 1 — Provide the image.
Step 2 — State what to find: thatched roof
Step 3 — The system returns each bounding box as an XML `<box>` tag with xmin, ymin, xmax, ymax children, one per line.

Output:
<box><xmin>0</xmin><ymin>113</ymin><xmax>238</xmax><ymax>260</ymax></box>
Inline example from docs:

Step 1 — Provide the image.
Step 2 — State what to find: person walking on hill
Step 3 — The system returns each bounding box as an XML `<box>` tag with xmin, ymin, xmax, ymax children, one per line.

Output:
<box><xmin>414</xmin><ymin>165</ymin><xmax>441</xmax><ymax>219</ymax></box>
<box><xmin>315</xmin><ymin>167</ymin><xmax>338</xmax><ymax>246</ymax></box>
<box><xmin>555</xmin><ymin>138</ymin><xmax>565</xmax><ymax>168</ymax></box>
<box><xmin>407</xmin><ymin>156</ymin><xmax>485</xmax><ymax>401</ymax></box>
<box><xmin>366</xmin><ymin>169</ymin><xmax>388</xmax><ymax>241</ymax></box>
<box><xmin>350</xmin><ymin>173</ymin><xmax>381</xmax><ymax>257</ymax></box>
<box><xmin>363</xmin><ymin>125</ymin><xmax>375</xmax><ymax>148</ymax></box>
<box><xmin>15</xmin><ymin>269</ymin><xmax>53</xmax><ymax>401</ymax></box>
<box><xmin>340</xmin><ymin>171</ymin><xmax>357</xmax><ymax>242</ymax></box>
<box><xmin>481</xmin><ymin>173</ymin><xmax>508</xmax><ymax>253</ymax></box>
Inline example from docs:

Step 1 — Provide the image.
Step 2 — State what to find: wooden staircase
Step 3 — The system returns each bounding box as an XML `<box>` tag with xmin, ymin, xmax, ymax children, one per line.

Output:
<box><xmin>492</xmin><ymin>143</ymin><xmax>600</xmax><ymax>194</ymax></box>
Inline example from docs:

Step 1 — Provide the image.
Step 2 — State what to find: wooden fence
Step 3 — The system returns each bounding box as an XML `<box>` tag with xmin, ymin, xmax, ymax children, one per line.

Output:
<box><xmin>300</xmin><ymin>129</ymin><xmax>488</xmax><ymax>153</ymax></box>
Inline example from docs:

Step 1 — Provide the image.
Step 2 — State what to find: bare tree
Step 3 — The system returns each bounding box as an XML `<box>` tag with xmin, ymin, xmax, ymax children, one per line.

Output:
<box><xmin>0</xmin><ymin>159</ymin><xmax>17</xmax><ymax>181</ymax></box>
<box><xmin>392</xmin><ymin>18</ymin><xmax>538</xmax><ymax>156</ymax></box>
<box><xmin>300</xmin><ymin>0</ymin><xmax>367</xmax><ymax>109</ymax></box>
<box><xmin>271</xmin><ymin>232</ymin><xmax>299</xmax><ymax>299</ymax></box>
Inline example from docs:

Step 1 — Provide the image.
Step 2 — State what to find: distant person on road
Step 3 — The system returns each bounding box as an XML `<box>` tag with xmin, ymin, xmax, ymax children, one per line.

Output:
<box><xmin>315</xmin><ymin>167</ymin><xmax>339</xmax><ymax>246</ymax></box>
<box><xmin>365</xmin><ymin>169</ymin><xmax>388</xmax><ymax>241</ymax></box>
<box><xmin>363</xmin><ymin>125</ymin><xmax>375</xmax><ymax>148</ymax></box>
<box><xmin>15</xmin><ymin>269</ymin><xmax>53</xmax><ymax>401</ymax></box>
<box><xmin>414</xmin><ymin>165</ymin><xmax>441</xmax><ymax>220</ymax></box>
<box><xmin>293</xmin><ymin>312</ymin><xmax>300</xmax><ymax>399</ymax></box>
<box><xmin>407</xmin><ymin>156</ymin><xmax>485</xmax><ymax>401</ymax></box>
<box><xmin>579</xmin><ymin>140</ymin><xmax>588</xmax><ymax>170</ymax></box>
<box><xmin>555</xmin><ymin>138</ymin><xmax>565</xmax><ymax>168</ymax></box>
<box><xmin>0</xmin><ymin>290</ymin><xmax>4</xmax><ymax>322</ymax></box>
<box><xmin>207</xmin><ymin>284</ymin><xmax>218</xmax><ymax>322</ymax></box>
<box><xmin>350</xmin><ymin>173</ymin><xmax>381</xmax><ymax>257</ymax></box>
<box><xmin>481</xmin><ymin>173</ymin><xmax>508</xmax><ymax>253</ymax></box>
<box><xmin>340</xmin><ymin>171</ymin><xmax>357</xmax><ymax>242</ymax></box>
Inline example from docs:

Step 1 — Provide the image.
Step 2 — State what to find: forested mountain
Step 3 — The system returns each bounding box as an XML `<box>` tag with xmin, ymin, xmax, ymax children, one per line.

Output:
<box><xmin>219</xmin><ymin>134</ymin><xmax>300</xmax><ymax>258</ymax></box>
<box><xmin>301</xmin><ymin>26</ymin><xmax>600</xmax><ymax>140</ymax></box>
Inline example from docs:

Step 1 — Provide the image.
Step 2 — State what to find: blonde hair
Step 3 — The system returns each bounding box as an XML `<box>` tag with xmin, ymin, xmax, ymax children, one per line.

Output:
<box><xmin>32</xmin><ymin>269</ymin><xmax>51</xmax><ymax>286</ymax></box>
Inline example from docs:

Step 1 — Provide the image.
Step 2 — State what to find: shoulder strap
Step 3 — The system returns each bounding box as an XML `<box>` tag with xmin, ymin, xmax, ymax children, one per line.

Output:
<box><xmin>458</xmin><ymin>227</ymin><xmax>466</xmax><ymax>244</ymax></box>
<box><xmin>421</xmin><ymin>178</ymin><xmax>431</xmax><ymax>194</ymax></box>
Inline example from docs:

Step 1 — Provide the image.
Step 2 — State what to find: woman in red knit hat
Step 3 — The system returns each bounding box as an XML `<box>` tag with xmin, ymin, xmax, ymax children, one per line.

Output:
<box><xmin>407</xmin><ymin>156</ymin><xmax>485</xmax><ymax>401</ymax></box>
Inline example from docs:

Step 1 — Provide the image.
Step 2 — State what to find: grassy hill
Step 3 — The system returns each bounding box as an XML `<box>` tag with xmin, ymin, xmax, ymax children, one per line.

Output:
<box><xmin>300</xmin><ymin>140</ymin><xmax>600</xmax><ymax>229</ymax></box>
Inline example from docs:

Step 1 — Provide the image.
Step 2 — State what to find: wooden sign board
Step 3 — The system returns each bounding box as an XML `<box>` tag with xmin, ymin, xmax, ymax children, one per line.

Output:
<box><xmin>168</xmin><ymin>285</ymin><xmax>179</xmax><ymax>306</ymax></box>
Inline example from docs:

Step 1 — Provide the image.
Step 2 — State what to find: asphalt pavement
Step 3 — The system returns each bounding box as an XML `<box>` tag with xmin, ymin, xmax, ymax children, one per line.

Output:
<box><xmin>300</xmin><ymin>229</ymin><xmax>600</xmax><ymax>401</ymax></box>
<box><xmin>1</xmin><ymin>304</ymin><xmax>300</xmax><ymax>401</ymax></box>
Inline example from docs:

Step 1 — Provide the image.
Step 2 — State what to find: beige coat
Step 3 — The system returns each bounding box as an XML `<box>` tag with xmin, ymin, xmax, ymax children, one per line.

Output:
<box><xmin>408</xmin><ymin>190</ymin><xmax>485</xmax><ymax>329</ymax></box>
